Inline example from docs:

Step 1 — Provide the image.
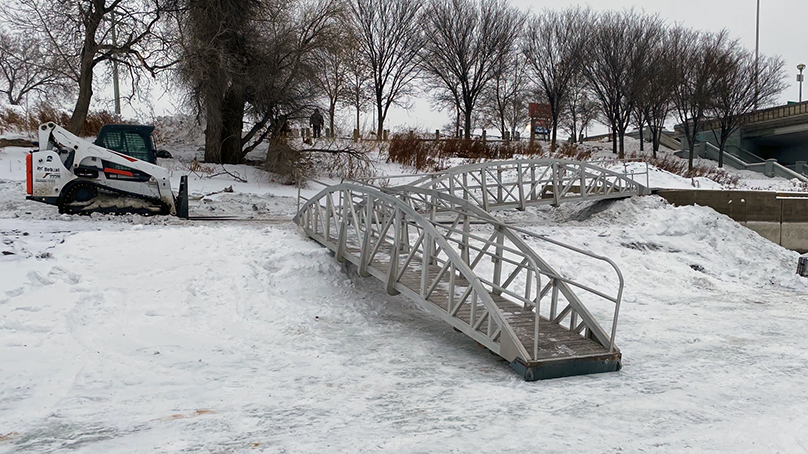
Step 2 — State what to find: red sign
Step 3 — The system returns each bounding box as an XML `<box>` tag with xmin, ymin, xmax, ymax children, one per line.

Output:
<box><xmin>529</xmin><ymin>102</ymin><xmax>551</xmax><ymax>132</ymax></box>
<box><xmin>529</xmin><ymin>103</ymin><xmax>550</xmax><ymax>119</ymax></box>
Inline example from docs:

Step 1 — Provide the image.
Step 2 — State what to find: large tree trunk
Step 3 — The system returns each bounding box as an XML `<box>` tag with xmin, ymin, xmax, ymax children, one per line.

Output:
<box><xmin>551</xmin><ymin>115</ymin><xmax>558</xmax><ymax>151</ymax></box>
<box><xmin>220</xmin><ymin>89</ymin><xmax>245</xmax><ymax>164</ymax></box>
<box><xmin>464</xmin><ymin>109</ymin><xmax>472</xmax><ymax>140</ymax></box>
<box><xmin>637</xmin><ymin>118</ymin><xmax>645</xmax><ymax>152</ymax></box>
<box><xmin>204</xmin><ymin>100</ymin><xmax>223</xmax><ymax>163</ymax></box>
<box><xmin>68</xmin><ymin>60</ymin><xmax>94</xmax><ymax>135</ymax></box>
<box><xmin>618</xmin><ymin>130</ymin><xmax>625</xmax><ymax>159</ymax></box>
<box><xmin>67</xmin><ymin>3</ymin><xmax>105</xmax><ymax>135</ymax></box>
<box><xmin>375</xmin><ymin>89</ymin><xmax>384</xmax><ymax>140</ymax></box>
<box><xmin>611</xmin><ymin>125</ymin><xmax>617</xmax><ymax>155</ymax></box>
<box><xmin>328</xmin><ymin>101</ymin><xmax>336</xmax><ymax>139</ymax></box>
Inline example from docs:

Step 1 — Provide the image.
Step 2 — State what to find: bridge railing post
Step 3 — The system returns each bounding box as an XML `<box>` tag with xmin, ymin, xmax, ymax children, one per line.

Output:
<box><xmin>516</xmin><ymin>162</ymin><xmax>525</xmax><ymax>211</ymax></box>
<box><xmin>325</xmin><ymin>192</ymin><xmax>332</xmax><ymax>241</ymax></box>
<box><xmin>421</xmin><ymin>232</ymin><xmax>431</xmax><ymax>296</ymax></box>
<box><xmin>386</xmin><ymin>208</ymin><xmax>402</xmax><ymax>295</ymax></box>
<box><xmin>492</xmin><ymin>227</ymin><xmax>504</xmax><ymax>295</ymax></box>
<box><xmin>551</xmin><ymin>162</ymin><xmax>561</xmax><ymax>207</ymax></box>
<box><xmin>480</xmin><ymin>169</ymin><xmax>490</xmax><ymax>211</ymax></box>
<box><xmin>358</xmin><ymin>193</ymin><xmax>373</xmax><ymax>277</ymax></box>
<box><xmin>335</xmin><ymin>190</ymin><xmax>348</xmax><ymax>262</ymax></box>
<box><xmin>497</xmin><ymin>166</ymin><xmax>503</xmax><ymax>204</ymax></box>
<box><xmin>461</xmin><ymin>213</ymin><xmax>470</xmax><ymax>265</ymax></box>
<box><xmin>579</xmin><ymin>163</ymin><xmax>586</xmax><ymax>199</ymax></box>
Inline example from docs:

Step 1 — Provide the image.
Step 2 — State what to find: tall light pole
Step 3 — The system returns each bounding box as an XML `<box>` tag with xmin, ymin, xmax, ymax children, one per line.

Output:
<box><xmin>799</xmin><ymin>63</ymin><xmax>806</xmax><ymax>103</ymax></box>
<box><xmin>111</xmin><ymin>11</ymin><xmax>121</xmax><ymax>115</ymax></box>
<box><xmin>754</xmin><ymin>0</ymin><xmax>760</xmax><ymax>109</ymax></box>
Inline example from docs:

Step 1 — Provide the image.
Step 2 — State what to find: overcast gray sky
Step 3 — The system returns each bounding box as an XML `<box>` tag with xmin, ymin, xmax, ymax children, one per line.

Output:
<box><xmin>385</xmin><ymin>0</ymin><xmax>808</xmax><ymax>134</ymax></box>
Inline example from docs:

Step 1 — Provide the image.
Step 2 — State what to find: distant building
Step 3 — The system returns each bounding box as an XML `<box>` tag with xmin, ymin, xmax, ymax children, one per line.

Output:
<box><xmin>676</xmin><ymin>101</ymin><xmax>808</xmax><ymax>165</ymax></box>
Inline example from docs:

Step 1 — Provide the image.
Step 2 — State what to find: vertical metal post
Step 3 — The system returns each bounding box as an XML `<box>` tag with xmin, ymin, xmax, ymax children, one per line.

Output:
<box><xmin>579</xmin><ymin>164</ymin><xmax>586</xmax><ymax>199</ymax></box>
<box><xmin>471</xmin><ymin>292</ymin><xmax>477</xmax><ymax>326</ymax></box>
<box><xmin>386</xmin><ymin>208</ymin><xmax>401</xmax><ymax>295</ymax></box>
<box><xmin>462</xmin><ymin>213</ymin><xmax>470</xmax><ymax>265</ymax></box>
<box><xmin>524</xmin><ymin>268</ymin><xmax>532</xmax><ymax>308</ymax></box>
<box><xmin>449</xmin><ymin>262</ymin><xmax>455</xmax><ymax>311</ymax></box>
<box><xmin>492</xmin><ymin>227</ymin><xmax>504</xmax><ymax>295</ymax></box>
<box><xmin>534</xmin><ymin>305</ymin><xmax>540</xmax><ymax>361</ymax></box>
<box><xmin>497</xmin><ymin>167</ymin><xmax>503</xmax><ymax>204</ymax></box>
<box><xmin>325</xmin><ymin>192</ymin><xmax>332</xmax><ymax>241</ymax></box>
<box><xmin>550</xmin><ymin>281</ymin><xmax>558</xmax><ymax>320</ymax></box>
<box><xmin>517</xmin><ymin>162</ymin><xmax>525</xmax><ymax>211</ymax></box>
<box><xmin>359</xmin><ymin>194</ymin><xmax>373</xmax><ymax>277</ymax></box>
<box><xmin>480</xmin><ymin>169</ymin><xmax>489</xmax><ymax>211</ymax></box>
<box><xmin>312</xmin><ymin>194</ymin><xmax>319</xmax><ymax>235</ymax></box>
<box><xmin>335</xmin><ymin>190</ymin><xmax>348</xmax><ymax>262</ymax></box>
<box><xmin>421</xmin><ymin>233</ymin><xmax>430</xmax><ymax>297</ymax></box>
<box><xmin>551</xmin><ymin>162</ymin><xmax>561</xmax><ymax>207</ymax></box>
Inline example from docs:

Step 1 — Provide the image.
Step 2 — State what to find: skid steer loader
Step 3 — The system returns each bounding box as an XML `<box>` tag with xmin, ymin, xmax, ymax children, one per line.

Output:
<box><xmin>25</xmin><ymin>122</ymin><xmax>188</xmax><ymax>217</ymax></box>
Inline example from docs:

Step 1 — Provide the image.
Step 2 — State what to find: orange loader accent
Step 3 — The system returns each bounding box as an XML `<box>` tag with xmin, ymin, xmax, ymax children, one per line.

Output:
<box><xmin>25</xmin><ymin>153</ymin><xmax>32</xmax><ymax>195</ymax></box>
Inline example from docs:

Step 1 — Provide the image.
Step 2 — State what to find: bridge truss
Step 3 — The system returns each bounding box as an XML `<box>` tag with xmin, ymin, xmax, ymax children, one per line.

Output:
<box><xmin>295</xmin><ymin>179</ymin><xmax>626</xmax><ymax>380</ymax></box>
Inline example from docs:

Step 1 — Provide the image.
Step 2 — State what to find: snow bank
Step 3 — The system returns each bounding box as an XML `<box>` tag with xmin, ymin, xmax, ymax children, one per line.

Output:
<box><xmin>2</xmin><ymin>130</ymin><xmax>808</xmax><ymax>452</ymax></box>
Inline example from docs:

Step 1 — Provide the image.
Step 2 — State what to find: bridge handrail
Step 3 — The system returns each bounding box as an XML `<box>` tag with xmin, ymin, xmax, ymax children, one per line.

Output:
<box><xmin>393</xmin><ymin>185</ymin><xmax>622</xmax><ymax>352</ymax></box>
<box><xmin>295</xmin><ymin>183</ymin><xmax>535</xmax><ymax>362</ymax></box>
<box><xmin>404</xmin><ymin>158</ymin><xmax>648</xmax><ymax>190</ymax></box>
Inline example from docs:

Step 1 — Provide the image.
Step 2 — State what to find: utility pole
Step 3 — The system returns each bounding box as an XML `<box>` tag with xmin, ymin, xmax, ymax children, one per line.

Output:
<box><xmin>799</xmin><ymin>64</ymin><xmax>806</xmax><ymax>103</ymax></box>
<box><xmin>111</xmin><ymin>11</ymin><xmax>121</xmax><ymax>115</ymax></box>
<box><xmin>754</xmin><ymin>0</ymin><xmax>760</xmax><ymax>110</ymax></box>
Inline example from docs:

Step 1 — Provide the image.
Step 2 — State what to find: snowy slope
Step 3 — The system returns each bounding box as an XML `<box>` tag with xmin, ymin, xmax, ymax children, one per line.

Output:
<box><xmin>2</xmin><ymin>135</ymin><xmax>808</xmax><ymax>453</ymax></box>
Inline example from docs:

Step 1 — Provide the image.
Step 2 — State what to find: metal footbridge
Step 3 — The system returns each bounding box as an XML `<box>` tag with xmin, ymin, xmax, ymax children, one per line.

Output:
<box><xmin>294</xmin><ymin>159</ymin><xmax>648</xmax><ymax>380</ymax></box>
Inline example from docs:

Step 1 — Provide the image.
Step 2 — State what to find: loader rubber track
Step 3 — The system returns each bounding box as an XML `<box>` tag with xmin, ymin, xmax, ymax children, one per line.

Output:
<box><xmin>58</xmin><ymin>180</ymin><xmax>171</xmax><ymax>216</ymax></box>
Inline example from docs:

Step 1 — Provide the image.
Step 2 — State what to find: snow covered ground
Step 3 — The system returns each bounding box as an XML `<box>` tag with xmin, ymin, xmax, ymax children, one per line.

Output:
<box><xmin>1</xmin><ymin>133</ymin><xmax>808</xmax><ymax>453</ymax></box>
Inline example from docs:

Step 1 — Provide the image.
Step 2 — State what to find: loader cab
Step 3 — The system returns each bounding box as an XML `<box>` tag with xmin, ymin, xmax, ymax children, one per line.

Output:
<box><xmin>94</xmin><ymin>124</ymin><xmax>172</xmax><ymax>164</ymax></box>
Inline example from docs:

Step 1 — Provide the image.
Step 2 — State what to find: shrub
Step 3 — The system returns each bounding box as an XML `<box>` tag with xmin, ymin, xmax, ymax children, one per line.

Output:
<box><xmin>81</xmin><ymin>110</ymin><xmax>123</xmax><ymax>137</ymax></box>
<box><xmin>0</xmin><ymin>102</ymin><xmax>120</xmax><ymax>137</ymax></box>
<box><xmin>387</xmin><ymin>133</ymin><xmax>441</xmax><ymax>171</ymax></box>
<box><xmin>386</xmin><ymin>134</ymin><xmax>547</xmax><ymax>171</ymax></box>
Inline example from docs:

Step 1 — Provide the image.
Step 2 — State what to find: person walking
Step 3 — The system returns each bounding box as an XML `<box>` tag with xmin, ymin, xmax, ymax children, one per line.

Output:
<box><xmin>310</xmin><ymin>108</ymin><xmax>324</xmax><ymax>139</ymax></box>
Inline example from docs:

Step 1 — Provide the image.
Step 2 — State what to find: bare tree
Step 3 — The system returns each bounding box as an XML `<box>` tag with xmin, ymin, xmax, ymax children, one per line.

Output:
<box><xmin>628</xmin><ymin>21</ymin><xmax>668</xmax><ymax>153</ymax></box>
<box><xmin>312</xmin><ymin>35</ymin><xmax>355</xmax><ymax>138</ymax></box>
<box><xmin>342</xmin><ymin>44</ymin><xmax>372</xmax><ymax>136</ymax></box>
<box><xmin>0</xmin><ymin>31</ymin><xmax>69</xmax><ymax>106</ymax></box>
<box><xmin>709</xmin><ymin>50</ymin><xmax>785</xmax><ymax>167</ymax></box>
<box><xmin>181</xmin><ymin>0</ymin><xmax>345</xmax><ymax>163</ymax></box>
<box><xmin>351</xmin><ymin>0</ymin><xmax>424</xmax><ymax>140</ymax></box>
<box><xmin>3</xmin><ymin>0</ymin><xmax>179</xmax><ymax>134</ymax></box>
<box><xmin>479</xmin><ymin>51</ymin><xmax>529</xmax><ymax>140</ymax></box>
<box><xmin>669</xmin><ymin>28</ymin><xmax>733</xmax><ymax>170</ymax></box>
<box><xmin>420</xmin><ymin>0</ymin><xmax>524</xmax><ymax>140</ymax></box>
<box><xmin>523</xmin><ymin>7</ymin><xmax>590</xmax><ymax>150</ymax></box>
<box><xmin>582</xmin><ymin>10</ymin><xmax>663</xmax><ymax>159</ymax></box>
<box><xmin>561</xmin><ymin>81</ymin><xmax>599</xmax><ymax>143</ymax></box>
<box><xmin>641</xmin><ymin>38</ymin><xmax>678</xmax><ymax>157</ymax></box>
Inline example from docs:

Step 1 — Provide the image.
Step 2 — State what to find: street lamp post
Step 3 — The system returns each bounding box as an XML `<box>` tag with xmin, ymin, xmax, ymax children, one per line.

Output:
<box><xmin>754</xmin><ymin>0</ymin><xmax>760</xmax><ymax>109</ymax></box>
<box><xmin>799</xmin><ymin>64</ymin><xmax>806</xmax><ymax>103</ymax></box>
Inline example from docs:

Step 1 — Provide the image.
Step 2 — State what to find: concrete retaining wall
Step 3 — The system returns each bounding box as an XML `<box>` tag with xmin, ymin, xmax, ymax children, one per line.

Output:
<box><xmin>657</xmin><ymin>190</ymin><xmax>808</xmax><ymax>253</ymax></box>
